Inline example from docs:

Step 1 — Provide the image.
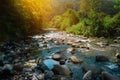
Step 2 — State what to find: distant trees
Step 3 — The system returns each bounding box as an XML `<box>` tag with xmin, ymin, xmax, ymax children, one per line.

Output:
<box><xmin>50</xmin><ymin>9</ymin><xmax>79</xmax><ymax>30</ymax></box>
<box><xmin>51</xmin><ymin>0</ymin><xmax>120</xmax><ymax>38</ymax></box>
<box><xmin>0</xmin><ymin>0</ymin><xmax>120</xmax><ymax>39</ymax></box>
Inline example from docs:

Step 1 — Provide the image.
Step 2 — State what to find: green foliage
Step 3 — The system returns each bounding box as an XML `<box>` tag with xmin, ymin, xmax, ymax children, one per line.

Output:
<box><xmin>50</xmin><ymin>9</ymin><xmax>79</xmax><ymax>30</ymax></box>
<box><xmin>114</xmin><ymin>0</ymin><xmax>120</xmax><ymax>10</ymax></box>
<box><xmin>66</xmin><ymin>23</ymin><xmax>83</xmax><ymax>35</ymax></box>
<box><xmin>66</xmin><ymin>0</ymin><xmax>120</xmax><ymax>37</ymax></box>
<box><xmin>0</xmin><ymin>0</ymin><xmax>54</xmax><ymax>40</ymax></box>
<box><xmin>1</xmin><ymin>0</ymin><xmax>120</xmax><ymax>40</ymax></box>
<box><xmin>49</xmin><ymin>0</ymin><xmax>120</xmax><ymax>38</ymax></box>
<box><xmin>102</xmin><ymin>12</ymin><xmax>120</xmax><ymax>37</ymax></box>
<box><xmin>112</xmin><ymin>12</ymin><xmax>120</xmax><ymax>35</ymax></box>
<box><xmin>100</xmin><ymin>0</ymin><xmax>118</xmax><ymax>15</ymax></box>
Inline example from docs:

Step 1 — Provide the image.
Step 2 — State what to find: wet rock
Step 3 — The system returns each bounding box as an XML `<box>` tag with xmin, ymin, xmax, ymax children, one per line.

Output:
<box><xmin>101</xmin><ymin>71</ymin><xmax>120</xmax><ymax>80</ymax></box>
<box><xmin>52</xmin><ymin>54</ymin><xmax>62</xmax><ymax>60</ymax></box>
<box><xmin>52</xmin><ymin>65</ymin><xmax>72</xmax><ymax>76</ymax></box>
<box><xmin>80</xmin><ymin>44</ymin><xmax>90</xmax><ymax>49</ymax></box>
<box><xmin>83</xmin><ymin>70</ymin><xmax>94</xmax><ymax>80</ymax></box>
<box><xmin>44</xmin><ymin>70</ymin><xmax>54</xmax><ymax>79</ymax></box>
<box><xmin>24</xmin><ymin>62</ymin><xmax>37</xmax><ymax>68</ymax></box>
<box><xmin>37</xmin><ymin>62</ymin><xmax>49</xmax><ymax>73</ymax></box>
<box><xmin>3</xmin><ymin>64</ymin><xmax>13</xmax><ymax>71</ymax></box>
<box><xmin>28</xmin><ymin>59</ymin><xmax>36</xmax><ymax>63</ymax></box>
<box><xmin>52</xmin><ymin>54</ymin><xmax>66</xmax><ymax>61</ymax></box>
<box><xmin>32</xmin><ymin>74</ymin><xmax>39</xmax><ymax>80</ymax></box>
<box><xmin>69</xmin><ymin>56</ymin><xmax>83</xmax><ymax>64</ymax></box>
<box><xmin>23</xmin><ymin>68</ymin><xmax>33</xmax><ymax>72</ymax></box>
<box><xmin>113</xmin><ymin>39</ymin><xmax>119</xmax><ymax>43</ymax></box>
<box><xmin>96</xmin><ymin>42</ymin><xmax>108</xmax><ymax>47</ymax></box>
<box><xmin>32</xmin><ymin>73</ymin><xmax>44</xmax><ymax>80</ymax></box>
<box><xmin>2</xmin><ymin>64</ymin><xmax>13</xmax><ymax>77</ymax></box>
<box><xmin>71</xmin><ymin>43</ymin><xmax>80</xmax><ymax>48</ymax></box>
<box><xmin>115</xmin><ymin>53</ymin><xmax>120</xmax><ymax>66</ymax></box>
<box><xmin>109</xmin><ymin>44</ymin><xmax>120</xmax><ymax>47</ymax></box>
<box><xmin>67</xmin><ymin>47</ymin><xmax>76</xmax><ymax>54</ymax></box>
<box><xmin>114</xmin><ymin>37</ymin><xmax>120</xmax><ymax>43</ymax></box>
<box><xmin>59</xmin><ymin>59</ymin><xmax>66</xmax><ymax>65</ymax></box>
<box><xmin>95</xmin><ymin>55</ymin><xmax>109</xmax><ymax>62</ymax></box>
<box><xmin>35</xmin><ymin>57</ymin><xmax>42</xmax><ymax>64</ymax></box>
<box><xmin>37</xmin><ymin>74</ymin><xmax>45</xmax><ymax>80</ymax></box>
<box><xmin>13</xmin><ymin>62</ymin><xmax>23</xmax><ymax>72</ymax></box>
<box><xmin>115</xmin><ymin>53</ymin><xmax>120</xmax><ymax>59</ymax></box>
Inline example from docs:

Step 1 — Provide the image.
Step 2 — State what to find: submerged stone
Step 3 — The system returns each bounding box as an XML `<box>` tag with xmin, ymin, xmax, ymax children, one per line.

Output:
<box><xmin>43</xmin><ymin>59</ymin><xmax>59</xmax><ymax>70</ymax></box>
<box><xmin>52</xmin><ymin>65</ymin><xmax>72</xmax><ymax>76</ymax></box>
<box><xmin>95</xmin><ymin>55</ymin><xmax>109</xmax><ymax>62</ymax></box>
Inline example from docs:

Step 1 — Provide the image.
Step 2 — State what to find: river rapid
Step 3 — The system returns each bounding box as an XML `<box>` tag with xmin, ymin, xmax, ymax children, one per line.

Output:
<box><xmin>32</xmin><ymin>30</ymin><xmax>120</xmax><ymax>80</ymax></box>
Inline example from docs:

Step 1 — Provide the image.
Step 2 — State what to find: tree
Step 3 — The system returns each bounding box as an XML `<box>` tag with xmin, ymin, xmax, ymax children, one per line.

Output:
<box><xmin>0</xmin><ymin>0</ymin><xmax>55</xmax><ymax>40</ymax></box>
<box><xmin>114</xmin><ymin>0</ymin><xmax>120</xmax><ymax>11</ymax></box>
<box><xmin>79</xmin><ymin>0</ymin><xmax>90</xmax><ymax>17</ymax></box>
<box><xmin>50</xmin><ymin>9</ymin><xmax>79</xmax><ymax>30</ymax></box>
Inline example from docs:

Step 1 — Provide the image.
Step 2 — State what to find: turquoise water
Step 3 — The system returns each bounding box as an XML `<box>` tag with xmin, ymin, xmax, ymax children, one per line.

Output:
<box><xmin>43</xmin><ymin>59</ymin><xmax>59</xmax><ymax>70</ymax></box>
<box><xmin>34</xmin><ymin>31</ymin><xmax>120</xmax><ymax>79</ymax></box>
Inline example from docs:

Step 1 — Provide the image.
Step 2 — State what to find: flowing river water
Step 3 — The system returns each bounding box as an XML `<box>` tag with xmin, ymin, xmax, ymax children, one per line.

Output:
<box><xmin>31</xmin><ymin>29</ymin><xmax>120</xmax><ymax>80</ymax></box>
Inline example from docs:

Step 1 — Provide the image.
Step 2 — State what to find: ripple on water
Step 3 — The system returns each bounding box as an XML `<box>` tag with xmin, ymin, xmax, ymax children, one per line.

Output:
<box><xmin>105</xmin><ymin>62</ymin><xmax>118</xmax><ymax>69</ymax></box>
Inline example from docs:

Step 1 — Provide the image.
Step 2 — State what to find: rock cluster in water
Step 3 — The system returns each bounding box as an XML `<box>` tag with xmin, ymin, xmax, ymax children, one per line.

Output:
<box><xmin>0</xmin><ymin>31</ymin><xmax>120</xmax><ymax>80</ymax></box>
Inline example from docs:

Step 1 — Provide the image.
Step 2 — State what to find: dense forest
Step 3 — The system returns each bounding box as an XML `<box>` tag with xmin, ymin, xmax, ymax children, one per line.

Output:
<box><xmin>0</xmin><ymin>0</ymin><xmax>79</xmax><ymax>40</ymax></box>
<box><xmin>0</xmin><ymin>0</ymin><xmax>120</xmax><ymax>40</ymax></box>
<box><xmin>50</xmin><ymin>0</ymin><xmax>120</xmax><ymax>37</ymax></box>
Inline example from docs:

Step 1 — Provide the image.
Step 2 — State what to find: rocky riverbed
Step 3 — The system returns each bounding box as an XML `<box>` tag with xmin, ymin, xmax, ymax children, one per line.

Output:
<box><xmin>0</xmin><ymin>30</ymin><xmax>120</xmax><ymax>80</ymax></box>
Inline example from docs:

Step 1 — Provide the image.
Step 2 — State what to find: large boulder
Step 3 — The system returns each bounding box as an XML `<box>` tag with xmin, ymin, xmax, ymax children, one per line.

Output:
<box><xmin>69</xmin><ymin>56</ymin><xmax>83</xmax><ymax>64</ymax></box>
<box><xmin>95</xmin><ymin>55</ymin><xmax>109</xmax><ymax>62</ymax></box>
<box><xmin>101</xmin><ymin>71</ymin><xmax>120</xmax><ymax>80</ymax></box>
<box><xmin>52</xmin><ymin>65</ymin><xmax>72</xmax><ymax>76</ymax></box>
<box><xmin>83</xmin><ymin>70</ymin><xmax>94</xmax><ymax>80</ymax></box>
